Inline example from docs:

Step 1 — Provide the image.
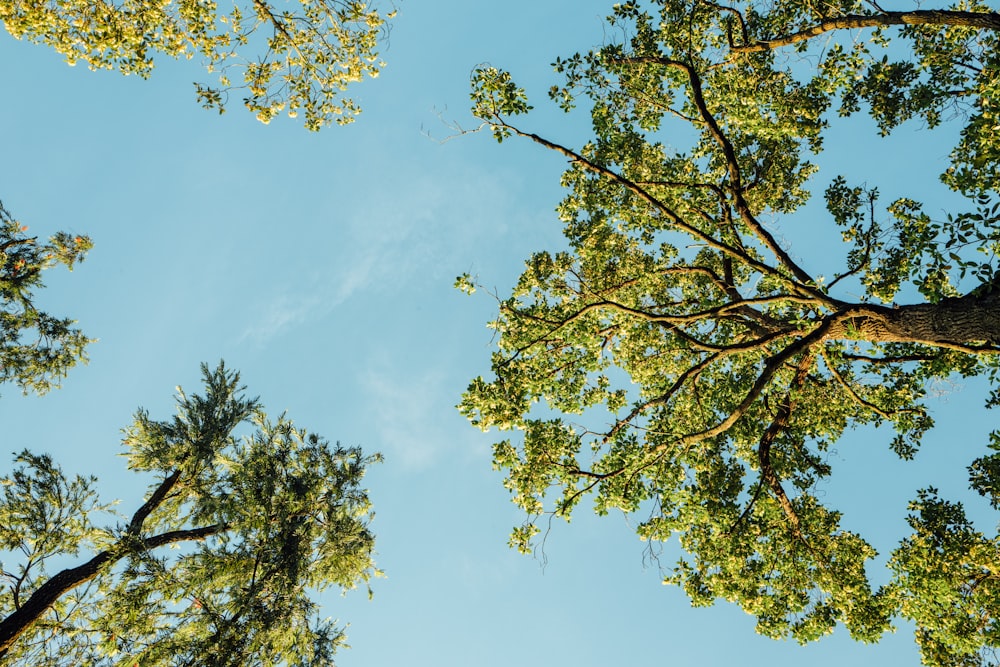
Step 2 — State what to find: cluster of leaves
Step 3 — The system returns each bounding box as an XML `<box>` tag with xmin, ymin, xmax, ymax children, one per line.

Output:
<box><xmin>0</xmin><ymin>0</ymin><xmax>396</xmax><ymax>129</ymax></box>
<box><xmin>0</xmin><ymin>363</ymin><xmax>380</xmax><ymax>665</ymax></box>
<box><xmin>0</xmin><ymin>202</ymin><xmax>92</xmax><ymax>396</ymax></box>
<box><xmin>462</xmin><ymin>0</ymin><xmax>1000</xmax><ymax>663</ymax></box>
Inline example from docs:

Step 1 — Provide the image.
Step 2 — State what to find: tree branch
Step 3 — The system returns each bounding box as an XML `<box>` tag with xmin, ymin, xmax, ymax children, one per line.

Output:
<box><xmin>757</xmin><ymin>352</ymin><xmax>814</xmax><ymax>543</ymax></box>
<box><xmin>127</xmin><ymin>469</ymin><xmax>182</xmax><ymax>535</ymax></box>
<box><xmin>819</xmin><ymin>346</ymin><xmax>909</xmax><ymax>421</ymax></box>
<box><xmin>498</xmin><ymin>121</ymin><xmax>830</xmax><ymax>304</ymax></box>
<box><xmin>604</xmin><ymin>352</ymin><xmax>720</xmax><ymax>444</ymax></box>
<box><xmin>525</xmin><ymin>294</ymin><xmax>815</xmax><ymax>330</ymax></box>
<box><xmin>0</xmin><ymin>500</ymin><xmax>225</xmax><ymax>657</ymax></box>
<box><xmin>650</xmin><ymin>318</ymin><xmax>833</xmax><ymax>456</ymax></box>
<box><xmin>610</xmin><ymin>56</ymin><xmax>824</xmax><ymax>295</ymax></box>
<box><xmin>731</xmin><ymin>10</ymin><xmax>1000</xmax><ymax>54</ymax></box>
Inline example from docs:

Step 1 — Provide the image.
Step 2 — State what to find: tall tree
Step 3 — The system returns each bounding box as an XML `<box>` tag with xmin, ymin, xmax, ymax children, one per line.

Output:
<box><xmin>460</xmin><ymin>1</ymin><xmax>1000</xmax><ymax>663</ymax></box>
<box><xmin>0</xmin><ymin>362</ymin><xmax>380</xmax><ymax>665</ymax></box>
<box><xmin>0</xmin><ymin>0</ymin><xmax>395</xmax><ymax>130</ymax></box>
<box><xmin>0</xmin><ymin>202</ymin><xmax>91</xmax><ymax>395</ymax></box>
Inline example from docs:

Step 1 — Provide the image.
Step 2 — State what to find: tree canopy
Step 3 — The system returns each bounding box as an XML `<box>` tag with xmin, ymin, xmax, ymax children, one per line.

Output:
<box><xmin>461</xmin><ymin>0</ymin><xmax>1000</xmax><ymax>663</ymax></box>
<box><xmin>0</xmin><ymin>202</ymin><xmax>91</xmax><ymax>396</ymax></box>
<box><xmin>0</xmin><ymin>362</ymin><xmax>380</xmax><ymax>665</ymax></box>
<box><xmin>0</xmin><ymin>0</ymin><xmax>395</xmax><ymax>129</ymax></box>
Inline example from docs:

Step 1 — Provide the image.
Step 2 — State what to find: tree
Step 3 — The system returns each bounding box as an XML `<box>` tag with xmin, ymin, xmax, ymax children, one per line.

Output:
<box><xmin>0</xmin><ymin>0</ymin><xmax>396</xmax><ymax>130</ymax></box>
<box><xmin>0</xmin><ymin>362</ymin><xmax>380</xmax><ymax>665</ymax></box>
<box><xmin>460</xmin><ymin>1</ymin><xmax>1000</xmax><ymax>663</ymax></box>
<box><xmin>0</xmin><ymin>202</ymin><xmax>92</xmax><ymax>396</ymax></box>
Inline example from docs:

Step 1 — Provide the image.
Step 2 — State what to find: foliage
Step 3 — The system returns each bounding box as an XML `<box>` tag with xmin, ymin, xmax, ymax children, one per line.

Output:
<box><xmin>462</xmin><ymin>0</ymin><xmax>1000</xmax><ymax>663</ymax></box>
<box><xmin>0</xmin><ymin>0</ymin><xmax>396</xmax><ymax>130</ymax></box>
<box><xmin>0</xmin><ymin>362</ymin><xmax>381</xmax><ymax>665</ymax></box>
<box><xmin>0</xmin><ymin>202</ymin><xmax>92</xmax><ymax>396</ymax></box>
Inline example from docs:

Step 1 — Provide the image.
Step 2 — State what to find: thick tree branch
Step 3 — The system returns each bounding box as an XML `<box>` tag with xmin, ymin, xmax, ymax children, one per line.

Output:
<box><xmin>731</xmin><ymin>10</ymin><xmax>1000</xmax><ymax>54</ymax></box>
<box><xmin>841</xmin><ymin>352</ymin><xmax>938</xmax><ymax>364</ymax></box>
<box><xmin>823</xmin><ymin>300</ymin><xmax>1000</xmax><ymax>352</ymax></box>
<box><xmin>0</xmin><ymin>237</ymin><xmax>35</xmax><ymax>253</ymax></box>
<box><xmin>526</xmin><ymin>294</ymin><xmax>816</xmax><ymax>330</ymax></box>
<box><xmin>0</xmin><ymin>485</ymin><xmax>226</xmax><ymax>657</ymax></box>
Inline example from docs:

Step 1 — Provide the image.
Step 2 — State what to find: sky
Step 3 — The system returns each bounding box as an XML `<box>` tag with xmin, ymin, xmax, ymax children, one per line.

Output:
<box><xmin>0</xmin><ymin>1</ymin><xmax>997</xmax><ymax>665</ymax></box>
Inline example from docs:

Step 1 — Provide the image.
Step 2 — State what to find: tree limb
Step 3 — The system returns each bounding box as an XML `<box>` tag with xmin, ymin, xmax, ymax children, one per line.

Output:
<box><xmin>610</xmin><ymin>56</ymin><xmax>825</xmax><ymax>296</ymax></box>
<box><xmin>819</xmin><ymin>346</ymin><xmax>909</xmax><ymax>421</ymax></box>
<box><xmin>757</xmin><ymin>352</ymin><xmax>814</xmax><ymax>543</ymax></box>
<box><xmin>498</xmin><ymin>120</ymin><xmax>832</xmax><ymax>304</ymax></box>
<box><xmin>650</xmin><ymin>317</ymin><xmax>833</xmax><ymax>456</ymax></box>
<box><xmin>127</xmin><ymin>469</ymin><xmax>181</xmax><ymax>535</ymax></box>
<box><xmin>0</xmin><ymin>495</ymin><xmax>225</xmax><ymax>657</ymax></box>
<box><xmin>731</xmin><ymin>10</ymin><xmax>1000</xmax><ymax>54</ymax></box>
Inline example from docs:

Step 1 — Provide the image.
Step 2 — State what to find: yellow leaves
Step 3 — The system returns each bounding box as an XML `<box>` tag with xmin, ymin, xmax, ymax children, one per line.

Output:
<box><xmin>4</xmin><ymin>0</ymin><xmax>391</xmax><ymax>129</ymax></box>
<box><xmin>967</xmin><ymin>542</ymin><xmax>1000</xmax><ymax>574</ymax></box>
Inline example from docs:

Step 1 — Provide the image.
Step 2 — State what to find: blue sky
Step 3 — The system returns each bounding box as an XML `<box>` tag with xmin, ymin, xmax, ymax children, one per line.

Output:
<box><xmin>1</xmin><ymin>1</ymin><xmax>996</xmax><ymax>664</ymax></box>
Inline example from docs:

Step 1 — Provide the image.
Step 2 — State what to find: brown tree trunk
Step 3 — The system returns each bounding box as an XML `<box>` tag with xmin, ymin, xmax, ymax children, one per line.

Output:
<box><xmin>826</xmin><ymin>291</ymin><xmax>1000</xmax><ymax>345</ymax></box>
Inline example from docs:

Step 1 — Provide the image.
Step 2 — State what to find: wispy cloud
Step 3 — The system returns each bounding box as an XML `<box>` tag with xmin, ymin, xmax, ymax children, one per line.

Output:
<box><xmin>237</xmin><ymin>292</ymin><xmax>322</xmax><ymax>346</ymax></box>
<box><xmin>359</xmin><ymin>363</ymin><xmax>452</xmax><ymax>470</ymax></box>
<box><xmin>234</xmin><ymin>159</ymin><xmax>512</xmax><ymax>346</ymax></box>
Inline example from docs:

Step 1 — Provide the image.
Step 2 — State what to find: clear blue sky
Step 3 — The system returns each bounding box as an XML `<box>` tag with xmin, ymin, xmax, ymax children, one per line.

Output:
<box><xmin>1</xmin><ymin>1</ymin><xmax>995</xmax><ymax>664</ymax></box>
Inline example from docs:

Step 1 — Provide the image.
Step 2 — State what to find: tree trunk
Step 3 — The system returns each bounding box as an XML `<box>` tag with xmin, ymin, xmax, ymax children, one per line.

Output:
<box><xmin>826</xmin><ymin>291</ymin><xmax>1000</xmax><ymax>345</ymax></box>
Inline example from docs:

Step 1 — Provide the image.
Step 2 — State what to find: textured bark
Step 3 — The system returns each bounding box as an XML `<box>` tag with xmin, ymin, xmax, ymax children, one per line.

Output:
<box><xmin>0</xmin><ymin>521</ymin><xmax>224</xmax><ymax>655</ymax></box>
<box><xmin>734</xmin><ymin>10</ymin><xmax>1000</xmax><ymax>54</ymax></box>
<box><xmin>0</xmin><ymin>552</ymin><xmax>113</xmax><ymax>655</ymax></box>
<box><xmin>825</xmin><ymin>291</ymin><xmax>1000</xmax><ymax>345</ymax></box>
<box><xmin>0</xmin><ymin>470</ymin><xmax>183</xmax><ymax>655</ymax></box>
